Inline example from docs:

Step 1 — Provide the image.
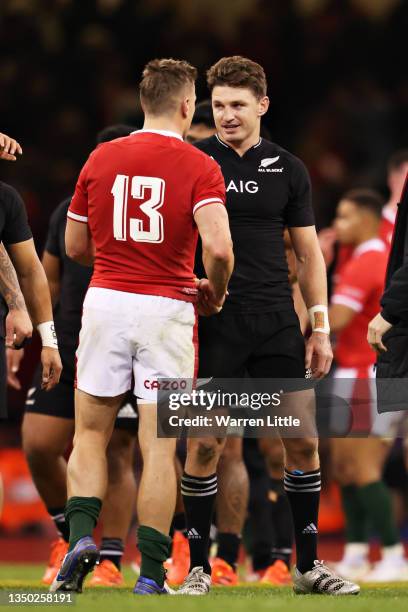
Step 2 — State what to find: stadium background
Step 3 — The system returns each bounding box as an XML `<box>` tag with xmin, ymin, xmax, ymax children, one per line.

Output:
<box><xmin>0</xmin><ymin>0</ymin><xmax>407</xmax><ymax>566</ymax></box>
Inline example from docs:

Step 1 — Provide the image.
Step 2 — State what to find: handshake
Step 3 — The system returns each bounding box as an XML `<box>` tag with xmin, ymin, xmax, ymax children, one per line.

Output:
<box><xmin>195</xmin><ymin>278</ymin><xmax>228</xmax><ymax>317</ymax></box>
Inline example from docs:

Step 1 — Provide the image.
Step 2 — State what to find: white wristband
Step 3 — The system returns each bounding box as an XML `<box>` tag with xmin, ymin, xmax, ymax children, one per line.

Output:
<box><xmin>37</xmin><ymin>321</ymin><xmax>58</xmax><ymax>348</ymax></box>
<box><xmin>308</xmin><ymin>305</ymin><xmax>330</xmax><ymax>334</ymax></box>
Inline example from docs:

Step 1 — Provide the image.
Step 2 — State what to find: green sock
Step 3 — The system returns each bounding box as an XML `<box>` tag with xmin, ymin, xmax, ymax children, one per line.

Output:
<box><xmin>356</xmin><ymin>481</ymin><xmax>399</xmax><ymax>547</ymax></box>
<box><xmin>137</xmin><ymin>525</ymin><xmax>172</xmax><ymax>587</ymax></box>
<box><xmin>65</xmin><ymin>496</ymin><xmax>102</xmax><ymax>552</ymax></box>
<box><xmin>341</xmin><ymin>485</ymin><xmax>368</xmax><ymax>543</ymax></box>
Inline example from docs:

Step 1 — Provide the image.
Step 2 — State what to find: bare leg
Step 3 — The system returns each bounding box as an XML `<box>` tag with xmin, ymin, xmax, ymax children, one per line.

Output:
<box><xmin>216</xmin><ymin>437</ymin><xmax>249</xmax><ymax>535</ymax></box>
<box><xmin>67</xmin><ymin>390</ymin><xmax>123</xmax><ymax>500</ymax></box>
<box><xmin>22</xmin><ymin>412</ymin><xmax>74</xmax><ymax>508</ymax></box>
<box><xmin>137</xmin><ymin>403</ymin><xmax>177</xmax><ymax>534</ymax></box>
<box><xmin>102</xmin><ymin>428</ymin><xmax>137</xmax><ymax>540</ymax></box>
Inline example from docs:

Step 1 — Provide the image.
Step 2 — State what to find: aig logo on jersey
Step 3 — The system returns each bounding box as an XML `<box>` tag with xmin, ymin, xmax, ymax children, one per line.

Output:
<box><xmin>227</xmin><ymin>180</ymin><xmax>259</xmax><ymax>194</ymax></box>
<box><xmin>258</xmin><ymin>156</ymin><xmax>284</xmax><ymax>173</ymax></box>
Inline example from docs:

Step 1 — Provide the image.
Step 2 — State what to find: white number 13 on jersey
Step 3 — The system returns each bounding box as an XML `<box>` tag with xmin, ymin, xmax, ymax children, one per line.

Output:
<box><xmin>112</xmin><ymin>175</ymin><xmax>165</xmax><ymax>243</ymax></box>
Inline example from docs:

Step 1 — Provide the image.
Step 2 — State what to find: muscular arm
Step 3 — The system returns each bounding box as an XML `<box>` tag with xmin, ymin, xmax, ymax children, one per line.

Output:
<box><xmin>0</xmin><ymin>242</ymin><xmax>27</xmax><ymax>311</ymax></box>
<box><xmin>289</xmin><ymin>225</ymin><xmax>333</xmax><ymax>377</ymax></box>
<box><xmin>289</xmin><ymin>225</ymin><xmax>328</xmax><ymax>308</ymax></box>
<box><xmin>65</xmin><ymin>218</ymin><xmax>94</xmax><ymax>266</ymax></box>
<box><xmin>195</xmin><ymin>204</ymin><xmax>234</xmax><ymax>304</ymax></box>
<box><xmin>6</xmin><ymin>239</ymin><xmax>53</xmax><ymax>326</ymax></box>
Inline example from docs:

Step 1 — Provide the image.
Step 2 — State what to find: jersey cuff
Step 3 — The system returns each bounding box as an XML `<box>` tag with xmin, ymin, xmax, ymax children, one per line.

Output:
<box><xmin>67</xmin><ymin>210</ymin><xmax>88</xmax><ymax>223</ymax></box>
<box><xmin>193</xmin><ymin>198</ymin><xmax>224</xmax><ymax>216</ymax></box>
<box><xmin>331</xmin><ymin>294</ymin><xmax>363</xmax><ymax>313</ymax></box>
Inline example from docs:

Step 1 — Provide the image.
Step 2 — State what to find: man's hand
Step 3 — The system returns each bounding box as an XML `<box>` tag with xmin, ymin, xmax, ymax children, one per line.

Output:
<box><xmin>367</xmin><ymin>312</ymin><xmax>392</xmax><ymax>353</ymax></box>
<box><xmin>5</xmin><ymin>309</ymin><xmax>33</xmax><ymax>348</ymax></box>
<box><xmin>196</xmin><ymin>278</ymin><xmax>226</xmax><ymax>316</ymax></box>
<box><xmin>305</xmin><ymin>331</ymin><xmax>333</xmax><ymax>379</ymax></box>
<box><xmin>6</xmin><ymin>348</ymin><xmax>25</xmax><ymax>390</ymax></box>
<box><xmin>0</xmin><ymin>132</ymin><xmax>22</xmax><ymax>161</ymax></box>
<box><xmin>41</xmin><ymin>347</ymin><xmax>62</xmax><ymax>391</ymax></box>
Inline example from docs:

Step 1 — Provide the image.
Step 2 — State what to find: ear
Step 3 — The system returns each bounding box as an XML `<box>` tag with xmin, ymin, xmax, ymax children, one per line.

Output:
<box><xmin>181</xmin><ymin>98</ymin><xmax>189</xmax><ymax>119</ymax></box>
<box><xmin>258</xmin><ymin>96</ymin><xmax>269</xmax><ymax>117</ymax></box>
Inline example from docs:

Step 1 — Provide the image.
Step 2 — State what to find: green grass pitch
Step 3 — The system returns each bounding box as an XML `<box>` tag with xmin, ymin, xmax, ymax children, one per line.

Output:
<box><xmin>1</xmin><ymin>564</ymin><xmax>408</xmax><ymax>611</ymax></box>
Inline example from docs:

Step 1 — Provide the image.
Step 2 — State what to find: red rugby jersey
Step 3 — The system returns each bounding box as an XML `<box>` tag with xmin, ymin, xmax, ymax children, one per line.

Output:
<box><xmin>68</xmin><ymin>130</ymin><xmax>225</xmax><ymax>302</ymax></box>
<box><xmin>331</xmin><ymin>239</ymin><xmax>388</xmax><ymax>367</ymax></box>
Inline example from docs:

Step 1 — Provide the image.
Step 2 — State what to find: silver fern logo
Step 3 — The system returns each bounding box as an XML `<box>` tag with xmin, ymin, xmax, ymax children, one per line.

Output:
<box><xmin>258</xmin><ymin>156</ymin><xmax>284</xmax><ymax>173</ymax></box>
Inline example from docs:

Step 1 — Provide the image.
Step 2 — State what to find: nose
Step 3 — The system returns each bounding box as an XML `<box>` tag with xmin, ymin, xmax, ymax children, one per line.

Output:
<box><xmin>223</xmin><ymin>107</ymin><xmax>235</xmax><ymax>123</ymax></box>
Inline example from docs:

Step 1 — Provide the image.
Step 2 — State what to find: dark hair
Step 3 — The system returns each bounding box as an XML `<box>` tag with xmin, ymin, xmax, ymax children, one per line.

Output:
<box><xmin>96</xmin><ymin>124</ymin><xmax>136</xmax><ymax>144</ymax></box>
<box><xmin>140</xmin><ymin>58</ymin><xmax>197</xmax><ymax>116</ymax></box>
<box><xmin>207</xmin><ymin>56</ymin><xmax>267</xmax><ymax>99</ymax></box>
<box><xmin>342</xmin><ymin>188</ymin><xmax>385</xmax><ymax>218</ymax></box>
<box><xmin>191</xmin><ymin>99</ymin><xmax>215</xmax><ymax>128</ymax></box>
<box><xmin>387</xmin><ymin>149</ymin><xmax>408</xmax><ymax>173</ymax></box>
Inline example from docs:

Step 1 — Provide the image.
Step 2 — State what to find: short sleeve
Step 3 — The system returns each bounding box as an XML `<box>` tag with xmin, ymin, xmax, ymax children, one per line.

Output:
<box><xmin>68</xmin><ymin>159</ymin><xmax>90</xmax><ymax>223</ymax></box>
<box><xmin>332</xmin><ymin>259</ymin><xmax>373</xmax><ymax>313</ymax></box>
<box><xmin>1</xmin><ymin>184</ymin><xmax>32</xmax><ymax>245</ymax></box>
<box><xmin>192</xmin><ymin>156</ymin><xmax>226</xmax><ymax>217</ymax></box>
<box><xmin>284</xmin><ymin>157</ymin><xmax>315</xmax><ymax>227</ymax></box>
<box><xmin>45</xmin><ymin>201</ymin><xmax>68</xmax><ymax>257</ymax></box>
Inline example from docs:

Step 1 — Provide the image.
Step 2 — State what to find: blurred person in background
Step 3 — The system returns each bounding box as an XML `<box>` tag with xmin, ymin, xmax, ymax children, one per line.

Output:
<box><xmin>318</xmin><ymin>150</ymin><xmax>408</xmax><ymax>273</ymax></box>
<box><xmin>329</xmin><ymin>189</ymin><xmax>408</xmax><ymax>582</ymax></box>
<box><xmin>186</xmin><ymin>99</ymin><xmax>216</xmax><ymax>144</ymax></box>
<box><xmin>17</xmin><ymin>125</ymin><xmax>138</xmax><ymax>589</ymax></box>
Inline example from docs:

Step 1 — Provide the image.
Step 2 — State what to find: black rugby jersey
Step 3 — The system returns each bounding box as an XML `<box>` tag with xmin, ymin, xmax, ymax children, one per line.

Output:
<box><xmin>0</xmin><ymin>182</ymin><xmax>33</xmax><ymax>335</ymax></box>
<box><xmin>195</xmin><ymin>135</ymin><xmax>314</xmax><ymax>313</ymax></box>
<box><xmin>45</xmin><ymin>199</ymin><xmax>91</xmax><ymax>358</ymax></box>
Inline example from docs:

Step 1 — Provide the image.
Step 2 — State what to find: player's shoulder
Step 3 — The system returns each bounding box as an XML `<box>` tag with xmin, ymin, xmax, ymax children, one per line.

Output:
<box><xmin>50</xmin><ymin>197</ymin><xmax>71</xmax><ymax>224</ymax></box>
<box><xmin>260</xmin><ymin>140</ymin><xmax>308</xmax><ymax>172</ymax></box>
<box><xmin>178</xmin><ymin>137</ymin><xmax>220</xmax><ymax>173</ymax></box>
<box><xmin>345</xmin><ymin>242</ymin><xmax>388</xmax><ymax>275</ymax></box>
<box><xmin>193</xmin><ymin>135</ymin><xmax>218</xmax><ymax>155</ymax></box>
<box><xmin>0</xmin><ymin>180</ymin><xmax>23</xmax><ymax>205</ymax></box>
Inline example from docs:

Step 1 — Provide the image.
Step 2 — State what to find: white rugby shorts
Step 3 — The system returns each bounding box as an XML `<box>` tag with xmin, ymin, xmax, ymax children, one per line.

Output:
<box><xmin>76</xmin><ymin>287</ymin><xmax>197</xmax><ymax>402</ymax></box>
<box><xmin>332</xmin><ymin>366</ymin><xmax>404</xmax><ymax>437</ymax></box>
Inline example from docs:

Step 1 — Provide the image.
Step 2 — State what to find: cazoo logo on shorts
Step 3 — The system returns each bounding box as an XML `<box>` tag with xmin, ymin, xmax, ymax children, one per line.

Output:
<box><xmin>144</xmin><ymin>379</ymin><xmax>188</xmax><ymax>391</ymax></box>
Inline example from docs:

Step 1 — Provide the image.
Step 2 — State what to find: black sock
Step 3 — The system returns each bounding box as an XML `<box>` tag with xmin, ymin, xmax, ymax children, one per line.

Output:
<box><xmin>181</xmin><ymin>472</ymin><xmax>217</xmax><ymax>575</ymax></box>
<box><xmin>170</xmin><ymin>512</ymin><xmax>187</xmax><ymax>538</ymax></box>
<box><xmin>217</xmin><ymin>533</ymin><xmax>240</xmax><ymax>571</ymax></box>
<box><xmin>269</xmin><ymin>478</ymin><xmax>293</xmax><ymax>569</ymax></box>
<box><xmin>47</xmin><ymin>506</ymin><xmax>70</xmax><ymax>543</ymax></box>
<box><xmin>284</xmin><ymin>468</ymin><xmax>320</xmax><ymax>574</ymax></box>
<box><xmin>99</xmin><ymin>537</ymin><xmax>124</xmax><ymax>570</ymax></box>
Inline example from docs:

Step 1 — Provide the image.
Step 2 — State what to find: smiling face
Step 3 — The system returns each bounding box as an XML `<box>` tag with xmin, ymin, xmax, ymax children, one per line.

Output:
<box><xmin>211</xmin><ymin>85</ymin><xmax>269</xmax><ymax>149</ymax></box>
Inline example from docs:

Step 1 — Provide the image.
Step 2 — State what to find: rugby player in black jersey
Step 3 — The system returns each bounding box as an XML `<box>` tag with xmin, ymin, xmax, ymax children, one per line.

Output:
<box><xmin>178</xmin><ymin>57</ymin><xmax>359</xmax><ymax>596</ymax></box>
<box><xmin>18</xmin><ymin>126</ymin><xmax>138</xmax><ymax>588</ymax></box>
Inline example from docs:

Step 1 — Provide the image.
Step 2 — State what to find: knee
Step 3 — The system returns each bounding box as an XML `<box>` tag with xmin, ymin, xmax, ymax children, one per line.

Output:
<box><xmin>23</xmin><ymin>438</ymin><xmax>59</xmax><ymax>471</ymax></box>
<box><xmin>194</xmin><ymin>437</ymin><xmax>227</xmax><ymax>467</ymax></box>
<box><xmin>284</xmin><ymin>438</ymin><xmax>318</xmax><ymax>467</ymax></box>
<box><xmin>332</xmin><ymin>457</ymin><xmax>355</xmax><ymax>486</ymax></box>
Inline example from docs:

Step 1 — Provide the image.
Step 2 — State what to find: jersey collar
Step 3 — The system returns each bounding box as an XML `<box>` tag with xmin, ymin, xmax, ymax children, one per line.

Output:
<box><xmin>215</xmin><ymin>133</ymin><xmax>263</xmax><ymax>153</ymax></box>
<box><xmin>131</xmin><ymin>129</ymin><xmax>183</xmax><ymax>141</ymax></box>
<box><xmin>353</xmin><ymin>238</ymin><xmax>385</xmax><ymax>257</ymax></box>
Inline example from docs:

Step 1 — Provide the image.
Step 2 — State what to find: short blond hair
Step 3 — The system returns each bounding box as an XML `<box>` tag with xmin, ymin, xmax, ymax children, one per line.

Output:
<box><xmin>140</xmin><ymin>58</ymin><xmax>197</xmax><ymax>116</ymax></box>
